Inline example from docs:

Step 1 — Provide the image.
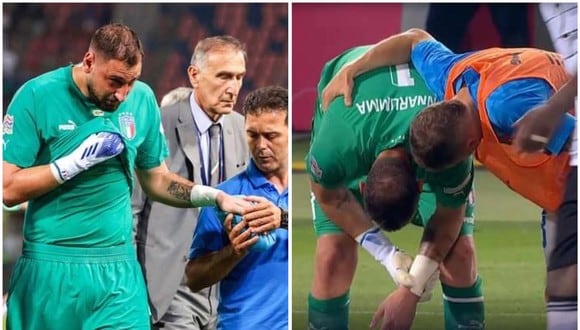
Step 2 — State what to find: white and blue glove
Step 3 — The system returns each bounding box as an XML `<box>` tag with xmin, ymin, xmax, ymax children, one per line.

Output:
<box><xmin>356</xmin><ymin>226</ymin><xmax>438</xmax><ymax>302</ymax></box>
<box><xmin>50</xmin><ymin>132</ymin><xmax>125</xmax><ymax>184</ymax></box>
<box><xmin>356</xmin><ymin>227</ymin><xmax>413</xmax><ymax>284</ymax></box>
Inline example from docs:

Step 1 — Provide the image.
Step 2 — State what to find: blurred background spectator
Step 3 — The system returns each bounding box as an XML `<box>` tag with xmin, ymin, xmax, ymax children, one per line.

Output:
<box><xmin>425</xmin><ymin>3</ymin><xmax>531</xmax><ymax>52</ymax></box>
<box><xmin>2</xmin><ymin>3</ymin><xmax>288</xmax><ymax>113</ymax></box>
<box><xmin>2</xmin><ymin>2</ymin><xmax>288</xmax><ymax>294</ymax></box>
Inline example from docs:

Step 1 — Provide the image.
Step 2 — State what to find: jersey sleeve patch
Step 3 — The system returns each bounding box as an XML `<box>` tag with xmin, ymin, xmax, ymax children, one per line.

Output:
<box><xmin>3</xmin><ymin>115</ymin><xmax>14</xmax><ymax>135</ymax></box>
<box><xmin>309</xmin><ymin>155</ymin><xmax>323</xmax><ymax>181</ymax></box>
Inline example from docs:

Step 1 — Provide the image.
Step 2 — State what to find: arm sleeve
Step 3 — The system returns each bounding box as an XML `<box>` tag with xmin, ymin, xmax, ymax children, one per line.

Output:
<box><xmin>428</xmin><ymin>157</ymin><xmax>474</xmax><ymax>208</ymax></box>
<box><xmin>135</xmin><ymin>89</ymin><xmax>170</xmax><ymax>170</ymax></box>
<box><xmin>545</xmin><ymin>113</ymin><xmax>575</xmax><ymax>154</ymax></box>
<box><xmin>189</xmin><ymin>206</ymin><xmax>227</xmax><ymax>259</ymax></box>
<box><xmin>487</xmin><ymin>78</ymin><xmax>575</xmax><ymax>154</ymax></box>
<box><xmin>306</xmin><ymin>111</ymin><xmax>356</xmax><ymax>189</ymax></box>
<box><xmin>3</xmin><ymin>84</ymin><xmax>42</xmax><ymax>168</ymax></box>
<box><xmin>411</xmin><ymin>40</ymin><xmax>470</xmax><ymax>100</ymax></box>
<box><xmin>306</xmin><ymin>146</ymin><xmax>347</xmax><ymax>189</ymax></box>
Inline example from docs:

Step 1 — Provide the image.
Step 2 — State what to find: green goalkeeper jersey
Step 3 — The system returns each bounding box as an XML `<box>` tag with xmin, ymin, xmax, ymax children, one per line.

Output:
<box><xmin>307</xmin><ymin>46</ymin><xmax>473</xmax><ymax>208</ymax></box>
<box><xmin>3</xmin><ymin>65</ymin><xmax>169</xmax><ymax>247</ymax></box>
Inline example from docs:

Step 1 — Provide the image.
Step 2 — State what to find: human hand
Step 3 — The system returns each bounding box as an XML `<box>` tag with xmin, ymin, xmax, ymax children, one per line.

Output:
<box><xmin>51</xmin><ymin>132</ymin><xmax>125</xmax><ymax>183</ymax></box>
<box><xmin>320</xmin><ymin>64</ymin><xmax>356</xmax><ymax>111</ymax></box>
<box><xmin>215</xmin><ymin>193</ymin><xmax>252</xmax><ymax>215</ymax></box>
<box><xmin>383</xmin><ymin>249</ymin><xmax>414</xmax><ymax>286</ymax></box>
<box><xmin>224</xmin><ymin>214</ymin><xmax>259</xmax><ymax>256</ymax></box>
<box><xmin>242</xmin><ymin>196</ymin><xmax>281</xmax><ymax>234</ymax></box>
<box><xmin>513</xmin><ymin>105</ymin><xmax>561</xmax><ymax>153</ymax></box>
<box><xmin>215</xmin><ymin>195</ymin><xmax>278</xmax><ymax>252</ymax></box>
<box><xmin>370</xmin><ymin>287</ymin><xmax>419</xmax><ymax>330</ymax></box>
<box><xmin>383</xmin><ymin>250</ymin><xmax>438</xmax><ymax>303</ymax></box>
<box><xmin>394</xmin><ymin>264</ymin><xmax>439</xmax><ymax>303</ymax></box>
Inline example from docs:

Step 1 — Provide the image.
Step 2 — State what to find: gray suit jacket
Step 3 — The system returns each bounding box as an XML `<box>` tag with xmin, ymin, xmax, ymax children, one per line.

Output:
<box><xmin>132</xmin><ymin>96</ymin><xmax>248</xmax><ymax>323</ymax></box>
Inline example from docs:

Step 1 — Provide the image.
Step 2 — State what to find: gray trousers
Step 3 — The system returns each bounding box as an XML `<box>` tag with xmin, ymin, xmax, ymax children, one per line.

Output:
<box><xmin>152</xmin><ymin>282</ymin><xmax>218</xmax><ymax>330</ymax></box>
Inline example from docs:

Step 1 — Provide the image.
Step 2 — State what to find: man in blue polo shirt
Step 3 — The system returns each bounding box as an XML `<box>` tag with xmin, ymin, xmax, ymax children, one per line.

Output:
<box><xmin>185</xmin><ymin>86</ymin><xmax>289</xmax><ymax>330</ymax></box>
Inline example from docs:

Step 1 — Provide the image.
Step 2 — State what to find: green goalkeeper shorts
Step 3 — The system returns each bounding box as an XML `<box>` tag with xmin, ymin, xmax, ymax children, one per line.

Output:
<box><xmin>311</xmin><ymin>187</ymin><xmax>475</xmax><ymax>237</ymax></box>
<box><xmin>7</xmin><ymin>242</ymin><xmax>150</xmax><ymax>330</ymax></box>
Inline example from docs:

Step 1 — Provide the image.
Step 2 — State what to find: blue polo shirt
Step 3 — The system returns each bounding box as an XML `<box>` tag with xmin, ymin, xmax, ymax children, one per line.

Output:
<box><xmin>189</xmin><ymin>160</ymin><xmax>288</xmax><ymax>330</ymax></box>
<box><xmin>410</xmin><ymin>40</ymin><xmax>575</xmax><ymax>154</ymax></box>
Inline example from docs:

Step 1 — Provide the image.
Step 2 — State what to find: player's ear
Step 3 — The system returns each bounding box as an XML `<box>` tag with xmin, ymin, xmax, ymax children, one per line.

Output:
<box><xmin>467</xmin><ymin>138</ymin><xmax>479</xmax><ymax>153</ymax></box>
<box><xmin>359</xmin><ymin>181</ymin><xmax>367</xmax><ymax>197</ymax></box>
<box><xmin>82</xmin><ymin>51</ymin><xmax>95</xmax><ymax>73</ymax></box>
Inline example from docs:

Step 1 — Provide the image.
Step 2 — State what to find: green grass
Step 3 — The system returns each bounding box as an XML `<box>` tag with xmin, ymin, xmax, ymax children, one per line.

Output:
<box><xmin>291</xmin><ymin>140</ymin><xmax>546</xmax><ymax>329</ymax></box>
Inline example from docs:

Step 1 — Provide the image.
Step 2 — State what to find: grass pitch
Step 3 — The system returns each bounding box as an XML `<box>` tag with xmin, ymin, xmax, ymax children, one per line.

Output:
<box><xmin>291</xmin><ymin>140</ymin><xmax>545</xmax><ymax>330</ymax></box>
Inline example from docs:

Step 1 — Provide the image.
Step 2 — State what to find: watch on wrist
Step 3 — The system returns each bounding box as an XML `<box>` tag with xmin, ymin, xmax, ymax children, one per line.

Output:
<box><xmin>279</xmin><ymin>207</ymin><xmax>289</xmax><ymax>230</ymax></box>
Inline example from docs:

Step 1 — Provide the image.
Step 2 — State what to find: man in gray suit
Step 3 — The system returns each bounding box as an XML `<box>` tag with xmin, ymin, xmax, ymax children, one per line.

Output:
<box><xmin>133</xmin><ymin>36</ymin><xmax>249</xmax><ymax>330</ymax></box>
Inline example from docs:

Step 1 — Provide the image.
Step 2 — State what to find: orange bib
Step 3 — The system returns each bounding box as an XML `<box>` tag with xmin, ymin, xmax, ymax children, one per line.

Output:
<box><xmin>444</xmin><ymin>48</ymin><xmax>570</xmax><ymax>212</ymax></box>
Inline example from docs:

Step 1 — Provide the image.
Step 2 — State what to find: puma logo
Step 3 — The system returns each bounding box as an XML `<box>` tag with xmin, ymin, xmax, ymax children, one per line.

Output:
<box><xmin>58</xmin><ymin>120</ymin><xmax>77</xmax><ymax>131</ymax></box>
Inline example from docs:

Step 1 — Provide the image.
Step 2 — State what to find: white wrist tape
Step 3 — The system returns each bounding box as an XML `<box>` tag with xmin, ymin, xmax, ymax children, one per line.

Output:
<box><xmin>408</xmin><ymin>254</ymin><xmax>439</xmax><ymax>297</ymax></box>
<box><xmin>189</xmin><ymin>185</ymin><xmax>220</xmax><ymax>207</ymax></box>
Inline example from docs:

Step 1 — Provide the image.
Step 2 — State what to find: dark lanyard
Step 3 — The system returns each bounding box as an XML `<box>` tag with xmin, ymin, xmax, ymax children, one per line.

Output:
<box><xmin>193</xmin><ymin>119</ymin><xmax>225</xmax><ymax>186</ymax></box>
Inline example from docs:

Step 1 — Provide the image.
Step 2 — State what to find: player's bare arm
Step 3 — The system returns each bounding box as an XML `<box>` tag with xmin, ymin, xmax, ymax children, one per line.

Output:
<box><xmin>186</xmin><ymin>214</ymin><xmax>258</xmax><ymax>291</ymax></box>
<box><xmin>514</xmin><ymin>72</ymin><xmax>578</xmax><ymax>152</ymax></box>
<box><xmin>167</xmin><ymin>180</ymin><xmax>191</xmax><ymax>201</ymax></box>
<box><xmin>371</xmin><ymin>204</ymin><xmax>465</xmax><ymax>330</ymax></box>
<box><xmin>386</xmin><ymin>204</ymin><xmax>466</xmax><ymax>298</ymax></box>
<box><xmin>419</xmin><ymin>204</ymin><xmax>466</xmax><ymax>261</ymax></box>
<box><xmin>321</xmin><ymin>28</ymin><xmax>433</xmax><ymax>110</ymax></box>
<box><xmin>399</xmin><ymin>204</ymin><xmax>466</xmax><ymax>298</ymax></box>
<box><xmin>4</xmin><ymin>131</ymin><xmax>126</xmax><ymax>206</ymax></box>
<box><xmin>3</xmin><ymin>162</ymin><xmax>59</xmax><ymax>207</ymax></box>
<box><xmin>135</xmin><ymin>163</ymin><xmax>250</xmax><ymax>215</ymax></box>
<box><xmin>310</xmin><ymin>181</ymin><xmax>372</xmax><ymax>237</ymax></box>
<box><xmin>311</xmin><ymin>179</ymin><xmax>431</xmax><ymax>293</ymax></box>
<box><xmin>135</xmin><ymin>163</ymin><xmax>195</xmax><ymax>207</ymax></box>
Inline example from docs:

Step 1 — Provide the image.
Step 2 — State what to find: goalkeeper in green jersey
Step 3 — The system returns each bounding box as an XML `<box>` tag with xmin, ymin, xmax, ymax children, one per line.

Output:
<box><xmin>306</xmin><ymin>45</ymin><xmax>485</xmax><ymax>330</ymax></box>
<box><xmin>2</xmin><ymin>23</ymin><xmax>253</xmax><ymax>329</ymax></box>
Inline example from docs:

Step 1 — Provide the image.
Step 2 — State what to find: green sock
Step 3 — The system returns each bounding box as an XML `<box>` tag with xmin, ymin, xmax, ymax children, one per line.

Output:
<box><xmin>308</xmin><ymin>291</ymin><xmax>350</xmax><ymax>330</ymax></box>
<box><xmin>442</xmin><ymin>275</ymin><xmax>485</xmax><ymax>330</ymax></box>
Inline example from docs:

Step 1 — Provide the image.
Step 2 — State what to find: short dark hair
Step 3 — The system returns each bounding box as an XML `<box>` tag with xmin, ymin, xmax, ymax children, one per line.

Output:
<box><xmin>89</xmin><ymin>23</ymin><xmax>143</xmax><ymax>66</ymax></box>
<box><xmin>243</xmin><ymin>86</ymin><xmax>288</xmax><ymax>124</ymax></box>
<box><xmin>364</xmin><ymin>157</ymin><xmax>419</xmax><ymax>232</ymax></box>
<box><xmin>410</xmin><ymin>100</ymin><xmax>467</xmax><ymax>170</ymax></box>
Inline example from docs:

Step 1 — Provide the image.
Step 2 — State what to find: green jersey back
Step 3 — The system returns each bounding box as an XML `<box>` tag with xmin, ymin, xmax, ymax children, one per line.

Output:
<box><xmin>3</xmin><ymin>65</ymin><xmax>169</xmax><ymax>247</ymax></box>
<box><xmin>307</xmin><ymin>46</ymin><xmax>473</xmax><ymax>208</ymax></box>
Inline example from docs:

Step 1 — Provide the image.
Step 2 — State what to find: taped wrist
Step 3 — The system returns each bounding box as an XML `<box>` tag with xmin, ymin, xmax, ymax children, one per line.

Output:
<box><xmin>189</xmin><ymin>185</ymin><xmax>220</xmax><ymax>207</ymax></box>
<box><xmin>408</xmin><ymin>255</ymin><xmax>439</xmax><ymax>297</ymax></box>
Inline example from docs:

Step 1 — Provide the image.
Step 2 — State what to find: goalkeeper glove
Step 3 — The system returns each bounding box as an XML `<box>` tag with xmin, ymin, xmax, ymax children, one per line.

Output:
<box><xmin>355</xmin><ymin>227</ymin><xmax>411</xmax><ymax>282</ymax></box>
<box><xmin>356</xmin><ymin>227</ymin><xmax>436</xmax><ymax>302</ymax></box>
<box><xmin>50</xmin><ymin>132</ymin><xmax>125</xmax><ymax>184</ymax></box>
